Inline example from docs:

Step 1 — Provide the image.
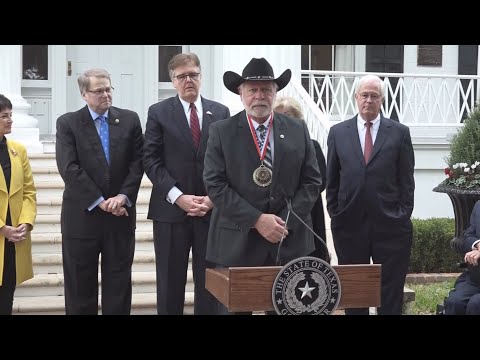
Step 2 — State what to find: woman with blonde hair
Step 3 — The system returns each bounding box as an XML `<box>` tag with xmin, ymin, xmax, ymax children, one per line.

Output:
<box><xmin>0</xmin><ymin>94</ymin><xmax>37</xmax><ymax>314</ymax></box>
<box><xmin>274</xmin><ymin>96</ymin><xmax>329</xmax><ymax>263</ymax></box>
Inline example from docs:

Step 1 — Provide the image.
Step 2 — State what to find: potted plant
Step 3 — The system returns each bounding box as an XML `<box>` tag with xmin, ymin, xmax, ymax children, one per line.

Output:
<box><xmin>434</xmin><ymin>105</ymin><xmax>480</xmax><ymax>252</ymax></box>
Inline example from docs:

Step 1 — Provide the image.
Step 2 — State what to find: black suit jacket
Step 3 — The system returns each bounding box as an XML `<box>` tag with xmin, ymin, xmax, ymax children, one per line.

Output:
<box><xmin>311</xmin><ymin>140</ymin><xmax>326</xmax><ymax>241</ymax></box>
<box><xmin>56</xmin><ymin>105</ymin><xmax>144</xmax><ymax>237</ymax></box>
<box><xmin>310</xmin><ymin>139</ymin><xmax>329</xmax><ymax>261</ymax></box>
<box><xmin>143</xmin><ymin>95</ymin><xmax>230</xmax><ymax>223</ymax></box>
<box><xmin>203</xmin><ymin>111</ymin><xmax>322</xmax><ymax>266</ymax></box>
<box><xmin>326</xmin><ymin>114</ymin><xmax>415</xmax><ymax>234</ymax></box>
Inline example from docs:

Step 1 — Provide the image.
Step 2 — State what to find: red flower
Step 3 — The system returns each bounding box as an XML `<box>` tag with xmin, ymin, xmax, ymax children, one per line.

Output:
<box><xmin>444</xmin><ymin>167</ymin><xmax>450</xmax><ymax>175</ymax></box>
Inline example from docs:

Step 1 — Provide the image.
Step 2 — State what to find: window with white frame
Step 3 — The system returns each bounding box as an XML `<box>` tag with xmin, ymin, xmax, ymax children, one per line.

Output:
<box><xmin>22</xmin><ymin>45</ymin><xmax>48</xmax><ymax>80</ymax></box>
<box><xmin>158</xmin><ymin>45</ymin><xmax>183</xmax><ymax>82</ymax></box>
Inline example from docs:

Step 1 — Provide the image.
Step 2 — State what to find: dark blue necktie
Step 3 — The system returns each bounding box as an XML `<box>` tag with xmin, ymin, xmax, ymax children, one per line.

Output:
<box><xmin>97</xmin><ymin>115</ymin><xmax>110</xmax><ymax>164</ymax></box>
<box><xmin>257</xmin><ymin>124</ymin><xmax>272</xmax><ymax>169</ymax></box>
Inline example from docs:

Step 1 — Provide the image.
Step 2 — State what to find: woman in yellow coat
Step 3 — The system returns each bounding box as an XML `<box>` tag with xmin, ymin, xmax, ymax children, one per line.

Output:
<box><xmin>0</xmin><ymin>94</ymin><xmax>37</xmax><ymax>314</ymax></box>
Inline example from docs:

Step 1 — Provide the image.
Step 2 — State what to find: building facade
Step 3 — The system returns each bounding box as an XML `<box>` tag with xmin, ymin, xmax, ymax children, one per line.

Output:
<box><xmin>2</xmin><ymin>44</ymin><xmax>479</xmax><ymax>219</ymax></box>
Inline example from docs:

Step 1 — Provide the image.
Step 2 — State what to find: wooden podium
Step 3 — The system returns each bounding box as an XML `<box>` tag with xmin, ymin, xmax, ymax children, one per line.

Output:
<box><xmin>206</xmin><ymin>264</ymin><xmax>381</xmax><ymax>312</ymax></box>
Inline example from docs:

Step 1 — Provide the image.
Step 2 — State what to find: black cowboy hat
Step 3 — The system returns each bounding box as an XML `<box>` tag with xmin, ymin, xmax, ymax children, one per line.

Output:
<box><xmin>223</xmin><ymin>57</ymin><xmax>292</xmax><ymax>95</ymax></box>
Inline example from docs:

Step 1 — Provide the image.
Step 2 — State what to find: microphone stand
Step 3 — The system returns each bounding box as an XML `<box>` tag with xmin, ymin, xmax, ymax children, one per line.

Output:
<box><xmin>275</xmin><ymin>198</ymin><xmax>330</xmax><ymax>266</ymax></box>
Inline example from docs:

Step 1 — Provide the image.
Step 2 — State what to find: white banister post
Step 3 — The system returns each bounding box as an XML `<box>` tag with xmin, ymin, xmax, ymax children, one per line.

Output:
<box><xmin>0</xmin><ymin>45</ymin><xmax>43</xmax><ymax>153</ymax></box>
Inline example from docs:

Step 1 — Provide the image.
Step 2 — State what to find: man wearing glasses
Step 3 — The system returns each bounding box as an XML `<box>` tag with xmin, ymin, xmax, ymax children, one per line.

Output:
<box><xmin>143</xmin><ymin>53</ymin><xmax>230</xmax><ymax>315</ymax></box>
<box><xmin>326</xmin><ymin>74</ymin><xmax>415</xmax><ymax>315</ymax></box>
<box><xmin>56</xmin><ymin>68</ymin><xmax>144</xmax><ymax>314</ymax></box>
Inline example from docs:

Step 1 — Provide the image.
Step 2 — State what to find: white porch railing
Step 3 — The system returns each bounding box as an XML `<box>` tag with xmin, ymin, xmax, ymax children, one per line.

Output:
<box><xmin>279</xmin><ymin>76</ymin><xmax>331</xmax><ymax>155</ymax></box>
<box><xmin>300</xmin><ymin>70</ymin><xmax>480</xmax><ymax>126</ymax></box>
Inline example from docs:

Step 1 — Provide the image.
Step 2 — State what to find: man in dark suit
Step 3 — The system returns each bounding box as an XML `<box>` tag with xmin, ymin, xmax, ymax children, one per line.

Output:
<box><xmin>143</xmin><ymin>53</ymin><xmax>230</xmax><ymax>315</ymax></box>
<box><xmin>56</xmin><ymin>68</ymin><xmax>144</xmax><ymax>315</ymax></box>
<box><xmin>326</xmin><ymin>74</ymin><xmax>415</xmax><ymax>315</ymax></box>
<box><xmin>444</xmin><ymin>200</ymin><xmax>480</xmax><ymax>315</ymax></box>
<box><xmin>203</xmin><ymin>58</ymin><xmax>322</xmax><ymax>314</ymax></box>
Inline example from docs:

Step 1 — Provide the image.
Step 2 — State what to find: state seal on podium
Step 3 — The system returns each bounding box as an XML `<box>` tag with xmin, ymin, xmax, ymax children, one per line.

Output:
<box><xmin>272</xmin><ymin>256</ymin><xmax>341</xmax><ymax>315</ymax></box>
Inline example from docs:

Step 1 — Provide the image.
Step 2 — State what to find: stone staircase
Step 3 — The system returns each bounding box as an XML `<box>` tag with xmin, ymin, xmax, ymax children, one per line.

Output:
<box><xmin>13</xmin><ymin>152</ymin><xmax>195</xmax><ymax>315</ymax></box>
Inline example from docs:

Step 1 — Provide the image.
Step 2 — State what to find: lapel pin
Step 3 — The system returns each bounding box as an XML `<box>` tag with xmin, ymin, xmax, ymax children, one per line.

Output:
<box><xmin>280</xmin><ymin>134</ymin><xmax>285</xmax><ymax>139</ymax></box>
<box><xmin>115</xmin><ymin>119</ymin><xmax>120</xmax><ymax>124</ymax></box>
<box><xmin>10</xmin><ymin>148</ymin><xmax>17</xmax><ymax>157</ymax></box>
<box><xmin>206</xmin><ymin>111</ymin><xmax>213</xmax><ymax>115</ymax></box>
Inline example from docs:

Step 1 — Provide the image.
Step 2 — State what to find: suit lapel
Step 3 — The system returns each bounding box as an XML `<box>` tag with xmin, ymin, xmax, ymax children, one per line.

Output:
<box><xmin>368</xmin><ymin>115</ymin><xmax>390</xmax><ymax>164</ymax></box>
<box><xmin>82</xmin><ymin>106</ymin><xmax>109</xmax><ymax>167</ymax></box>
<box><xmin>108</xmin><ymin>107</ymin><xmax>122</xmax><ymax>165</ymax></box>
<box><xmin>271</xmin><ymin>115</ymin><xmax>286</xmax><ymax>185</ymax></box>
<box><xmin>173</xmin><ymin>96</ymin><xmax>195</xmax><ymax>150</ymax></box>
<box><xmin>346</xmin><ymin>117</ymin><xmax>365</xmax><ymax>166</ymax></box>
<box><xmin>0</xmin><ymin>164</ymin><xmax>6</xmax><ymax>195</ymax></box>
<box><xmin>199</xmin><ymin>98</ymin><xmax>213</xmax><ymax>154</ymax></box>
<box><xmin>6</xmin><ymin>142</ymin><xmax>22</xmax><ymax>197</ymax></box>
<box><xmin>238</xmin><ymin>111</ymin><xmax>260</xmax><ymax>164</ymax></box>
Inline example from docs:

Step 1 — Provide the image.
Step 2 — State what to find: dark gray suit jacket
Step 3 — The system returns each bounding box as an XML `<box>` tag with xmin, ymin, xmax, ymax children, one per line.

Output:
<box><xmin>464</xmin><ymin>201</ymin><xmax>480</xmax><ymax>253</ymax></box>
<box><xmin>143</xmin><ymin>95</ymin><xmax>230</xmax><ymax>223</ymax></box>
<box><xmin>203</xmin><ymin>111</ymin><xmax>322</xmax><ymax>266</ymax></box>
<box><xmin>56</xmin><ymin>105</ymin><xmax>144</xmax><ymax>237</ymax></box>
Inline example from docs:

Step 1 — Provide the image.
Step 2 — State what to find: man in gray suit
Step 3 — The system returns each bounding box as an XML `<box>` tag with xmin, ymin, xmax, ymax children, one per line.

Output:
<box><xmin>56</xmin><ymin>68</ymin><xmax>144</xmax><ymax>315</ymax></box>
<box><xmin>326</xmin><ymin>74</ymin><xmax>415</xmax><ymax>315</ymax></box>
<box><xmin>143</xmin><ymin>53</ymin><xmax>230</xmax><ymax>315</ymax></box>
<box><xmin>203</xmin><ymin>58</ymin><xmax>322</xmax><ymax>314</ymax></box>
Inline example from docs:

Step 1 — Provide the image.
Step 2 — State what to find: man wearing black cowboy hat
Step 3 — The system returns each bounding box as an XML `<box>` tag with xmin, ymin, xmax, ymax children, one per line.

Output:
<box><xmin>203</xmin><ymin>58</ymin><xmax>322</xmax><ymax>314</ymax></box>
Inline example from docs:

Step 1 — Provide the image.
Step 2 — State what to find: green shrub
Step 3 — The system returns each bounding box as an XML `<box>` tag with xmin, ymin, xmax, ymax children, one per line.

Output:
<box><xmin>446</xmin><ymin>105</ymin><xmax>480</xmax><ymax>168</ymax></box>
<box><xmin>409</xmin><ymin>218</ymin><xmax>462</xmax><ymax>273</ymax></box>
<box><xmin>443</xmin><ymin>105</ymin><xmax>480</xmax><ymax>188</ymax></box>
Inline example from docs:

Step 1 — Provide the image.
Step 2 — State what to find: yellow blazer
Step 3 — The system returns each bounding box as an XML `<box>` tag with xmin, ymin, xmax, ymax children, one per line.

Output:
<box><xmin>0</xmin><ymin>139</ymin><xmax>37</xmax><ymax>285</ymax></box>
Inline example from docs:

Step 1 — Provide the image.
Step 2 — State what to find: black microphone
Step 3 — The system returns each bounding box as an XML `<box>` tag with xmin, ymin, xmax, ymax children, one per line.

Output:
<box><xmin>275</xmin><ymin>194</ymin><xmax>330</xmax><ymax>266</ymax></box>
<box><xmin>275</xmin><ymin>196</ymin><xmax>291</xmax><ymax>266</ymax></box>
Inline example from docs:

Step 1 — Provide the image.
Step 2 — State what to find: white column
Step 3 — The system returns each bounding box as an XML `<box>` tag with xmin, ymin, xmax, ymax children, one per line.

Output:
<box><xmin>0</xmin><ymin>45</ymin><xmax>43</xmax><ymax>153</ymax></box>
<box><xmin>142</xmin><ymin>45</ymin><xmax>159</xmax><ymax>130</ymax></box>
<box><xmin>213</xmin><ymin>45</ymin><xmax>301</xmax><ymax>114</ymax></box>
<box><xmin>51</xmin><ymin>45</ymin><xmax>67</xmax><ymax>134</ymax></box>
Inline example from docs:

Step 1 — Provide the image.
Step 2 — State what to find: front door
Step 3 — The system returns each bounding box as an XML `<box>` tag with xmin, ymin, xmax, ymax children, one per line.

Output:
<box><xmin>366</xmin><ymin>45</ymin><xmax>404</xmax><ymax>121</ymax></box>
<box><xmin>66</xmin><ymin>45</ymin><xmax>144</xmax><ymax>124</ymax></box>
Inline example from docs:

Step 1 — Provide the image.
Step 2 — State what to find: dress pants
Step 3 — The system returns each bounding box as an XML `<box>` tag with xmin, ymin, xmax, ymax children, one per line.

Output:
<box><xmin>153</xmin><ymin>218</ymin><xmax>216</xmax><ymax>315</ymax></box>
<box><xmin>0</xmin><ymin>239</ymin><xmax>16</xmax><ymax>315</ymax></box>
<box><xmin>62</xmin><ymin>228</ymin><xmax>135</xmax><ymax>315</ymax></box>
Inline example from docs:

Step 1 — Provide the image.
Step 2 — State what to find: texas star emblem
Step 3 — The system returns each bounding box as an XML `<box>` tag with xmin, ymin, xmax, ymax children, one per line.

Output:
<box><xmin>272</xmin><ymin>256</ymin><xmax>341</xmax><ymax>315</ymax></box>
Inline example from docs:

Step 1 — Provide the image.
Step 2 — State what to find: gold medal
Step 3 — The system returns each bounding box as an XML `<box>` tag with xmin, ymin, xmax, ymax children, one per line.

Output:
<box><xmin>253</xmin><ymin>164</ymin><xmax>272</xmax><ymax>187</ymax></box>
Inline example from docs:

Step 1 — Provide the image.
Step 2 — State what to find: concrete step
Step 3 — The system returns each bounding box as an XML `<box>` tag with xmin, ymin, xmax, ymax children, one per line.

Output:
<box><xmin>36</xmin><ymin>194</ymin><xmax>151</xmax><ymax>215</ymax></box>
<box><xmin>12</xmin><ymin>292</ymin><xmax>194</xmax><ymax>315</ymax></box>
<box><xmin>15</xmin><ymin>271</ymin><xmax>195</xmax><ymax>297</ymax></box>
<box><xmin>30</xmin><ymin>165</ymin><xmax>154</xmax><ymax>185</ymax></box>
<box><xmin>32</xmin><ymin>250</ymin><xmax>158</xmax><ymax>274</ymax></box>
<box><xmin>32</xmin><ymin>213</ymin><xmax>153</xmax><ymax>233</ymax></box>
<box><xmin>34</xmin><ymin>180</ymin><xmax>153</xmax><ymax>197</ymax></box>
<box><xmin>42</xmin><ymin>141</ymin><xmax>55</xmax><ymax>154</ymax></box>
<box><xmin>31</xmin><ymin>249</ymin><xmax>192</xmax><ymax>274</ymax></box>
<box><xmin>28</xmin><ymin>153</ymin><xmax>56</xmax><ymax>168</ymax></box>
<box><xmin>31</xmin><ymin>231</ymin><xmax>155</xmax><ymax>253</ymax></box>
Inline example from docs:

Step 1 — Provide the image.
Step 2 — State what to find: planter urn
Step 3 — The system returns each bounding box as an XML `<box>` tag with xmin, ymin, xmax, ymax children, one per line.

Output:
<box><xmin>433</xmin><ymin>184</ymin><xmax>480</xmax><ymax>253</ymax></box>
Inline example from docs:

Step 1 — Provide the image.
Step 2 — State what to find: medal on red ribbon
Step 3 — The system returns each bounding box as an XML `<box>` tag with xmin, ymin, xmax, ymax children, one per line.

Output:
<box><xmin>248</xmin><ymin>113</ymin><xmax>273</xmax><ymax>187</ymax></box>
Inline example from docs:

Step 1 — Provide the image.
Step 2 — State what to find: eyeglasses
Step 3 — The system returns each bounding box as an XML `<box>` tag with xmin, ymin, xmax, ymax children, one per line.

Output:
<box><xmin>87</xmin><ymin>87</ymin><xmax>114</xmax><ymax>96</ymax></box>
<box><xmin>173</xmin><ymin>73</ymin><xmax>201</xmax><ymax>82</ymax></box>
<box><xmin>359</xmin><ymin>93</ymin><xmax>381</xmax><ymax>101</ymax></box>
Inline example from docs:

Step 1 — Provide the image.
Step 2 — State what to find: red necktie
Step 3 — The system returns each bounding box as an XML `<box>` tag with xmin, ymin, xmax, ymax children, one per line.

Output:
<box><xmin>364</xmin><ymin>121</ymin><xmax>373</xmax><ymax>164</ymax></box>
<box><xmin>190</xmin><ymin>103</ymin><xmax>201</xmax><ymax>149</ymax></box>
